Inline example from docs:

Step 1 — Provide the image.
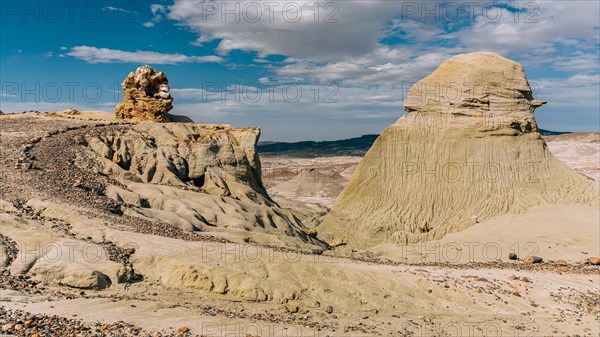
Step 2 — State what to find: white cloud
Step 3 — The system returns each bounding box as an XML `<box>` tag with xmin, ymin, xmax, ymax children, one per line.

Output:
<box><xmin>50</xmin><ymin>1</ymin><xmax>599</xmax><ymax>139</ymax></box>
<box><xmin>164</xmin><ymin>1</ymin><xmax>598</xmax><ymax>61</ymax></box>
<box><xmin>385</xmin><ymin>18</ymin><xmax>445</xmax><ymax>42</ymax></box>
<box><xmin>161</xmin><ymin>1</ymin><xmax>599</xmax><ymax>88</ymax></box>
<box><xmin>0</xmin><ymin>91</ymin><xmax>16</xmax><ymax>98</ymax></box>
<box><xmin>144</xmin><ymin>4</ymin><xmax>167</xmax><ymax>27</ymax></box>
<box><xmin>151</xmin><ymin>5</ymin><xmax>166</xmax><ymax>15</ymax></box>
<box><xmin>454</xmin><ymin>1</ymin><xmax>600</xmax><ymax>55</ymax></box>
<box><xmin>104</xmin><ymin>6</ymin><xmax>132</xmax><ymax>13</ymax></box>
<box><xmin>67</xmin><ymin>46</ymin><xmax>224</xmax><ymax>64</ymax></box>
<box><xmin>275</xmin><ymin>46</ymin><xmax>455</xmax><ymax>86</ymax></box>
<box><xmin>170</xmin><ymin>70</ymin><xmax>599</xmax><ymax>140</ymax></box>
<box><xmin>162</xmin><ymin>1</ymin><xmax>599</xmax><ymax>75</ymax></box>
<box><xmin>534</xmin><ymin>73</ymin><xmax>600</xmax><ymax>108</ymax></box>
<box><xmin>171</xmin><ymin>88</ymin><xmax>210</xmax><ymax>99</ymax></box>
<box><xmin>551</xmin><ymin>53</ymin><xmax>600</xmax><ymax>72</ymax></box>
<box><xmin>529</xmin><ymin>73</ymin><xmax>600</xmax><ymax>132</ymax></box>
<box><xmin>167</xmin><ymin>0</ymin><xmax>401</xmax><ymax>61</ymax></box>
<box><xmin>169</xmin><ymin>84</ymin><xmax>404</xmax><ymax>141</ymax></box>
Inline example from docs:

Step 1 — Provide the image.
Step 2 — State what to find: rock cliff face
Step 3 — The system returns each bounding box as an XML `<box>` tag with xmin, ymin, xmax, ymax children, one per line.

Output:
<box><xmin>115</xmin><ymin>66</ymin><xmax>173</xmax><ymax>122</ymax></box>
<box><xmin>320</xmin><ymin>52</ymin><xmax>599</xmax><ymax>247</ymax></box>
<box><xmin>85</xmin><ymin>122</ymin><xmax>325</xmax><ymax>248</ymax></box>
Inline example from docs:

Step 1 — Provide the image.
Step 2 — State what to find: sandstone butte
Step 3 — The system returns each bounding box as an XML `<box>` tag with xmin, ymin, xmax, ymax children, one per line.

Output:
<box><xmin>319</xmin><ymin>52</ymin><xmax>600</xmax><ymax>248</ymax></box>
<box><xmin>104</xmin><ymin>65</ymin><xmax>325</xmax><ymax>250</ymax></box>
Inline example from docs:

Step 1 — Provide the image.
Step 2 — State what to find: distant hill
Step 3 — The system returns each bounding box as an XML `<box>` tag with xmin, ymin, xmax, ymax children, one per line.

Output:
<box><xmin>538</xmin><ymin>129</ymin><xmax>571</xmax><ymax>136</ymax></box>
<box><xmin>258</xmin><ymin>129</ymin><xmax>571</xmax><ymax>157</ymax></box>
<box><xmin>258</xmin><ymin>134</ymin><xmax>378</xmax><ymax>157</ymax></box>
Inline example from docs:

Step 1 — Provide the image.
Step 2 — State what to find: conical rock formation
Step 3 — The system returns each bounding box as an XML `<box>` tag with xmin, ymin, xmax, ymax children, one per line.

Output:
<box><xmin>320</xmin><ymin>52</ymin><xmax>599</xmax><ymax>247</ymax></box>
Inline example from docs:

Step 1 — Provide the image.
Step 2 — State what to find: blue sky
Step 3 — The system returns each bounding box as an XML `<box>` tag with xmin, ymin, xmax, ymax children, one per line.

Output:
<box><xmin>1</xmin><ymin>0</ymin><xmax>599</xmax><ymax>141</ymax></box>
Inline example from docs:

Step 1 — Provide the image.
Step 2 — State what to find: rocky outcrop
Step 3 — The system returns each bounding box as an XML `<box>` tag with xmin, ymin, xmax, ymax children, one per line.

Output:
<box><xmin>1</xmin><ymin>204</ymin><xmax>126</xmax><ymax>290</ymax></box>
<box><xmin>320</xmin><ymin>52</ymin><xmax>599</xmax><ymax>247</ymax></box>
<box><xmin>87</xmin><ymin>123</ymin><xmax>267</xmax><ymax>200</ymax></box>
<box><xmin>84</xmin><ymin>123</ymin><xmax>325</xmax><ymax>248</ymax></box>
<box><xmin>115</xmin><ymin>66</ymin><xmax>173</xmax><ymax>122</ymax></box>
<box><xmin>62</xmin><ymin>108</ymin><xmax>80</xmax><ymax>115</ymax></box>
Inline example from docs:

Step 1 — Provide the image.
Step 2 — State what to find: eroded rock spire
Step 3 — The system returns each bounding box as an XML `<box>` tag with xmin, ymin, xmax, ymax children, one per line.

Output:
<box><xmin>115</xmin><ymin>65</ymin><xmax>173</xmax><ymax>122</ymax></box>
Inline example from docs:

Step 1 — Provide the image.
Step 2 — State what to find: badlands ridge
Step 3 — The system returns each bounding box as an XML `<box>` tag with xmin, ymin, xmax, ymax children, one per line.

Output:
<box><xmin>0</xmin><ymin>52</ymin><xmax>598</xmax><ymax>336</ymax></box>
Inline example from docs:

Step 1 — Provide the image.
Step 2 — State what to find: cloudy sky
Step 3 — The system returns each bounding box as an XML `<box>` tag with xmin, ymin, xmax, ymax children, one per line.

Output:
<box><xmin>1</xmin><ymin>0</ymin><xmax>598</xmax><ymax>141</ymax></box>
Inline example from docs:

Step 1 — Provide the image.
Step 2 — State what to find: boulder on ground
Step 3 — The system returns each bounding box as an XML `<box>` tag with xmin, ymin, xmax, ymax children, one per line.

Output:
<box><xmin>418</xmin><ymin>220</ymin><xmax>429</xmax><ymax>233</ymax></box>
<box><xmin>524</xmin><ymin>256</ymin><xmax>543</xmax><ymax>264</ymax></box>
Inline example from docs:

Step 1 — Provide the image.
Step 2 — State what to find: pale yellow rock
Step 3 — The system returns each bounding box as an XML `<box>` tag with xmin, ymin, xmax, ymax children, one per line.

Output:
<box><xmin>62</xmin><ymin>107</ymin><xmax>80</xmax><ymax>115</ymax></box>
<box><xmin>2</xmin><ymin>198</ymin><xmax>600</xmax><ymax>335</ymax></box>
<box><xmin>27</xmin><ymin>238</ymin><xmax>121</xmax><ymax>290</ymax></box>
<box><xmin>105</xmin><ymin>185</ymin><xmax>142</xmax><ymax>207</ymax></box>
<box><xmin>320</xmin><ymin>52</ymin><xmax>599</xmax><ymax>247</ymax></box>
<box><xmin>86</xmin><ymin>123</ymin><xmax>266</xmax><ymax>197</ymax></box>
<box><xmin>84</xmin><ymin>122</ymin><xmax>325</xmax><ymax>248</ymax></box>
<box><xmin>1</xmin><ymin>208</ymin><xmax>124</xmax><ymax>290</ymax></box>
<box><xmin>115</xmin><ymin>66</ymin><xmax>173</xmax><ymax>122</ymax></box>
<box><xmin>418</xmin><ymin>220</ymin><xmax>429</xmax><ymax>233</ymax></box>
<box><xmin>0</xmin><ymin>199</ymin><xmax>18</xmax><ymax>213</ymax></box>
<box><xmin>304</xmin><ymin>227</ymin><xmax>318</xmax><ymax>237</ymax></box>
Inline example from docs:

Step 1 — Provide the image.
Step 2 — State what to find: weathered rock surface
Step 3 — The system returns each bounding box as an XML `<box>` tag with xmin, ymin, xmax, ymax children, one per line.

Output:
<box><xmin>1</xmin><ymin>110</ymin><xmax>599</xmax><ymax>336</ymax></box>
<box><xmin>320</xmin><ymin>52</ymin><xmax>599</xmax><ymax>247</ymax></box>
<box><xmin>115</xmin><ymin>66</ymin><xmax>173</xmax><ymax>122</ymax></box>
<box><xmin>1</xmin><ymin>208</ymin><xmax>124</xmax><ymax>290</ymax></box>
<box><xmin>84</xmin><ymin>123</ymin><xmax>324</xmax><ymax>248</ymax></box>
<box><xmin>62</xmin><ymin>108</ymin><xmax>80</xmax><ymax>115</ymax></box>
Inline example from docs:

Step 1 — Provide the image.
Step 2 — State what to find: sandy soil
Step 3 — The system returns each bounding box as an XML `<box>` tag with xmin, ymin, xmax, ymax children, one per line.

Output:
<box><xmin>372</xmin><ymin>204</ymin><xmax>600</xmax><ymax>264</ymax></box>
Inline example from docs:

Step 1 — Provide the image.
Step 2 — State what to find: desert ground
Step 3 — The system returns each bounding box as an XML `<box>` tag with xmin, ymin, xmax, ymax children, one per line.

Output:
<box><xmin>0</xmin><ymin>110</ymin><xmax>598</xmax><ymax>337</ymax></box>
<box><xmin>1</xmin><ymin>55</ymin><xmax>599</xmax><ymax>337</ymax></box>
